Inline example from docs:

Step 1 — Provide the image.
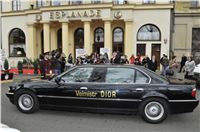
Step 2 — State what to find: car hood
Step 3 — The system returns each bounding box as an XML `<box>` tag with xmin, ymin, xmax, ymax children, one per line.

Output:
<box><xmin>11</xmin><ymin>79</ymin><xmax>56</xmax><ymax>89</ymax></box>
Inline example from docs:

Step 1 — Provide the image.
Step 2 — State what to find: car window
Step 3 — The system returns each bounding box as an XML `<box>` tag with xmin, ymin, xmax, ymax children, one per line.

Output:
<box><xmin>89</xmin><ymin>68</ymin><xmax>107</xmax><ymax>82</ymax></box>
<box><xmin>135</xmin><ymin>70</ymin><xmax>149</xmax><ymax>84</ymax></box>
<box><xmin>105</xmin><ymin>68</ymin><xmax>135</xmax><ymax>84</ymax></box>
<box><xmin>61</xmin><ymin>67</ymin><xmax>93</xmax><ymax>83</ymax></box>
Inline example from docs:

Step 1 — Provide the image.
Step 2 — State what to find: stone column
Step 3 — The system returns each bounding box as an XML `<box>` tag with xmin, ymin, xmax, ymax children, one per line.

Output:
<box><xmin>83</xmin><ymin>20</ymin><xmax>91</xmax><ymax>55</ymax></box>
<box><xmin>124</xmin><ymin>20</ymin><xmax>133</xmax><ymax>58</ymax></box>
<box><xmin>43</xmin><ymin>22</ymin><xmax>50</xmax><ymax>52</ymax></box>
<box><xmin>104</xmin><ymin>19</ymin><xmax>112</xmax><ymax>57</ymax></box>
<box><xmin>62</xmin><ymin>21</ymin><xmax>69</xmax><ymax>56</ymax></box>
<box><xmin>27</xmin><ymin>23</ymin><xmax>37</xmax><ymax>59</ymax></box>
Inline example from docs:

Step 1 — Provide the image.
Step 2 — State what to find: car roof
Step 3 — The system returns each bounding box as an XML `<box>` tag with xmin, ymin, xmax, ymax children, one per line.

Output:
<box><xmin>73</xmin><ymin>64</ymin><xmax>169</xmax><ymax>84</ymax></box>
<box><xmin>74</xmin><ymin>64</ymin><xmax>143</xmax><ymax>68</ymax></box>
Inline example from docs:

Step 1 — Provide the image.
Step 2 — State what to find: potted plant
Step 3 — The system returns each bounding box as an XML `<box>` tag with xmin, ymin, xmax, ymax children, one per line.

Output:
<box><xmin>17</xmin><ymin>61</ymin><xmax>23</xmax><ymax>74</ymax></box>
<box><xmin>4</xmin><ymin>59</ymin><xmax>9</xmax><ymax>73</ymax></box>
<box><xmin>22</xmin><ymin>58</ymin><xmax>34</xmax><ymax>74</ymax></box>
<box><xmin>1</xmin><ymin>59</ymin><xmax>13</xmax><ymax>80</ymax></box>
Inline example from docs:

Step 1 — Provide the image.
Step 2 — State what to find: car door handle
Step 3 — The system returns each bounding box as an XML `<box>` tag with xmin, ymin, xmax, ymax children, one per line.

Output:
<box><xmin>80</xmin><ymin>87</ymin><xmax>88</xmax><ymax>90</ymax></box>
<box><xmin>136</xmin><ymin>88</ymin><xmax>144</xmax><ymax>91</ymax></box>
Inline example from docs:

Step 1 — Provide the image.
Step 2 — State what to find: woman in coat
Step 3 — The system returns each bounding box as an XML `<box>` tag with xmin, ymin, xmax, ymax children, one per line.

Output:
<box><xmin>168</xmin><ymin>56</ymin><xmax>178</xmax><ymax>77</ymax></box>
<box><xmin>185</xmin><ymin>56</ymin><xmax>196</xmax><ymax>79</ymax></box>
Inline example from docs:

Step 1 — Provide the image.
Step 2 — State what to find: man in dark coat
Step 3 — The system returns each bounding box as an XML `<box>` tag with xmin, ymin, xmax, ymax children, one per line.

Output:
<box><xmin>179</xmin><ymin>54</ymin><xmax>187</xmax><ymax>73</ymax></box>
<box><xmin>39</xmin><ymin>54</ymin><xmax>46</xmax><ymax>79</ymax></box>
<box><xmin>150</xmin><ymin>55</ymin><xmax>158</xmax><ymax>72</ymax></box>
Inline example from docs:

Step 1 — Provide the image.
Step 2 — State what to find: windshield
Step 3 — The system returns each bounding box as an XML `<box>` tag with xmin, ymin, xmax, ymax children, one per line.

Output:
<box><xmin>51</xmin><ymin>65</ymin><xmax>76</xmax><ymax>81</ymax></box>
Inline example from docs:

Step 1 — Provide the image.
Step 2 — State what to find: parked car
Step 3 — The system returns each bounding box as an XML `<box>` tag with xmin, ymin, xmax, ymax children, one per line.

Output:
<box><xmin>0</xmin><ymin>123</ymin><xmax>21</xmax><ymax>132</ymax></box>
<box><xmin>193</xmin><ymin>63</ymin><xmax>200</xmax><ymax>87</ymax></box>
<box><xmin>6</xmin><ymin>65</ymin><xmax>199</xmax><ymax>123</ymax></box>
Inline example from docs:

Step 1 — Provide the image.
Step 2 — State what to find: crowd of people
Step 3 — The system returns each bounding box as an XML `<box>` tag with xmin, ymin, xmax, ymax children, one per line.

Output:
<box><xmin>38</xmin><ymin>50</ymin><xmax>160</xmax><ymax>79</ymax></box>
<box><xmin>160</xmin><ymin>53</ymin><xmax>196</xmax><ymax>80</ymax></box>
<box><xmin>39</xmin><ymin>49</ymin><xmax>66</xmax><ymax>79</ymax></box>
<box><xmin>38</xmin><ymin>48</ymin><xmax>197</xmax><ymax>81</ymax></box>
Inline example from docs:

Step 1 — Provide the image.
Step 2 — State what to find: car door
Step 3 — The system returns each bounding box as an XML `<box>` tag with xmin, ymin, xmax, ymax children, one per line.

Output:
<box><xmin>47</xmin><ymin>67</ymin><xmax>95</xmax><ymax>108</ymax></box>
<box><xmin>96</xmin><ymin>67</ymin><xmax>150</xmax><ymax>111</ymax></box>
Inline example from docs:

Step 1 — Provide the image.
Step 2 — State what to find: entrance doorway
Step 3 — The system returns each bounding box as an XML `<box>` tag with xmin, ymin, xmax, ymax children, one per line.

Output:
<box><xmin>113</xmin><ymin>27</ymin><xmax>124</xmax><ymax>54</ymax></box>
<box><xmin>192</xmin><ymin>28</ymin><xmax>200</xmax><ymax>64</ymax></box>
<box><xmin>57</xmin><ymin>28</ymin><xmax>62</xmax><ymax>52</ymax></box>
<box><xmin>93</xmin><ymin>27</ymin><xmax>104</xmax><ymax>54</ymax></box>
<box><xmin>41</xmin><ymin>30</ymin><xmax>44</xmax><ymax>54</ymax></box>
<box><xmin>74</xmin><ymin>28</ymin><xmax>84</xmax><ymax>58</ymax></box>
<box><xmin>151</xmin><ymin>44</ymin><xmax>161</xmax><ymax>69</ymax></box>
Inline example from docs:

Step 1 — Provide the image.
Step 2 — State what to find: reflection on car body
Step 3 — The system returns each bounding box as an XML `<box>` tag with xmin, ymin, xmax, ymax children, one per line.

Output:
<box><xmin>6</xmin><ymin>65</ymin><xmax>199</xmax><ymax>123</ymax></box>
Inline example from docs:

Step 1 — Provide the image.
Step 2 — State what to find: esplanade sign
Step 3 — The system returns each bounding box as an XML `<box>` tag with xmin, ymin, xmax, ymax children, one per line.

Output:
<box><xmin>49</xmin><ymin>10</ymin><xmax>101</xmax><ymax>20</ymax></box>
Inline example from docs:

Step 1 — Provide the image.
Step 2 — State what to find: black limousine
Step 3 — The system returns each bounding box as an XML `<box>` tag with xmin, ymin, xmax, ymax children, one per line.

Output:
<box><xmin>6</xmin><ymin>65</ymin><xmax>199</xmax><ymax>123</ymax></box>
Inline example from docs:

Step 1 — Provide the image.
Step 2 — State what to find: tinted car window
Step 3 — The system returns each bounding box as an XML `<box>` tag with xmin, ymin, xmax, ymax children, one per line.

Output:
<box><xmin>89</xmin><ymin>68</ymin><xmax>107</xmax><ymax>82</ymax></box>
<box><xmin>61</xmin><ymin>67</ymin><xmax>93</xmax><ymax>83</ymax></box>
<box><xmin>135</xmin><ymin>70</ymin><xmax>149</xmax><ymax>84</ymax></box>
<box><xmin>105</xmin><ymin>68</ymin><xmax>135</xmax><ymax>84</ymax></box>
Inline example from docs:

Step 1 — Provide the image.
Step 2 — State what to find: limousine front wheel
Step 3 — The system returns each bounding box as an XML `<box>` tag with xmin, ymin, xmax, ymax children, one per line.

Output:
<box><xmin>14</xmin><ymin>90</ymin><xmax>39</xmax><ymax>114</ymax></box>
<box><xmin>139</xmin><ymin>98</ymin><xmax>169</xmax><ymax>123</ymax></box>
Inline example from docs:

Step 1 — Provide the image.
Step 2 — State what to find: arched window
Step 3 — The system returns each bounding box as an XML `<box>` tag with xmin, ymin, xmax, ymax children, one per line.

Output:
<box><xmin>113</xmin><ymin>27</ymin><xmax>124</xmax><ymax>53</ymax></box>
<box><xmin>137</xmin><ymin>24</ymin><xmax>161</xmax><ymax>41</ymax></box>
<box><xmin>94</xmin><ymin>27</ymin><xmax>104</xmax><ymax>54</ymax></box>
<box><xmin>74</xmin><ymin>28</ymin><xmax>84</xmax><ymax>49</ymax></box>
<box><xmin>94</xmin><ymin>27</ymin><xmax>104</xmax><ymax>43</ymax></box>
<box><xmin>9</xmin><ymin>28</ymin><xmax>26</xmax><ymax>57</ymax></box>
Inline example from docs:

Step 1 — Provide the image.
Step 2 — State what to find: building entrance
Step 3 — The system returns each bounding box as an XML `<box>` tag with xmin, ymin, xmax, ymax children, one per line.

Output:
<box><xmin>192</xmin><ymin>28</ymin><xmax>200</xmax><ymax>64</ymax></box>
<box><xmin>152</xmin><ymin>44</ymin><xmax>161</xmax><ymax>69</ymax></box>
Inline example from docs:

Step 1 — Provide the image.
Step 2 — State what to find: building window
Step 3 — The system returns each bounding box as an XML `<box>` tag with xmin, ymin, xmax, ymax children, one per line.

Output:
<box><xmin>191</xmin><ymin>0</ymin><xmax>199</xmax><ymax>8</ymax></box>
<box><xmin>0</xmin><ymin>0</ymin><xmax>2</xmax><ymax>12</ymax></box>
<box><xmin>36</xmin><ymin>0</ymin><xmax>44</xmax><ymax>8</ymax></box>
<box><xmin>12</xmin><ymin>0</ymin><xmax>20</xmax><ymax>11</ymax></box>
<box><xmin>137</xmin><ymin>24</ymin><xmax>161</xmax><ymax>41</ymax></box>
<box><xmin>9</xmin><ymin>28</ymin><xmax>26</xmax><ymax>57</ymax></box>
<box><xmin>113</xmin><ymin>27</ymin><xmax>124</xmax><ymax>53</ymax></box>
<box><xmin>71</xmin><ymin>0</ymin><xmax>82</xmax><ymax>5</ymax></box>
<box><xmin>143</xmin><ymin>0</ymin><xmax>155</xmax><ymax>4</ymax></box>
<box><xmin>137</xmin><ymin>44</ymin><xmax>146</xmax><ymax>56</ymax></box>
<box><xmin>94</xmin><ymin>27</ymin><xmax>104</xmax><ymax>43</ymax></box>
<box><xmin>113</xmin><ymin>0</ymin><xmax>125</xmax><ymax>4</ymax></box>
<box><xmin>51</xmin><ymin>0</ymin><xmax>61</xmax><ymax>6</ymax></box>
<box><xmin>92</xmin><ymin>0</ymin><xmax>102</xmax><ymax>4</ymax></box>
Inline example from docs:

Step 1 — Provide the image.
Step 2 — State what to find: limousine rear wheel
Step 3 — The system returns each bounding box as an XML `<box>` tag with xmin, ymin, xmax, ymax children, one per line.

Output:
<box><xmin>14</xmin><ymin>90</ymin><xmax>39</xmax><ymax>114</ymax></box>
<box><xmin>139</xmin><ymin>98</ymin><xmax>169</xmax><ymax>124</ymax></box>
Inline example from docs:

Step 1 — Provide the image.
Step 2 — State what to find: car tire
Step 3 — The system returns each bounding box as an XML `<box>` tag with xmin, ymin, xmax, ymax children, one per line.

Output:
<box><xmin>139</xmin><ymin>98</ymin><xmax>169</xmax><ymax>124</ymax></box>
<box><xmin>14</xmin><ymin>90</ymin><xmax>39</xmax><ymax>114</ymax></box>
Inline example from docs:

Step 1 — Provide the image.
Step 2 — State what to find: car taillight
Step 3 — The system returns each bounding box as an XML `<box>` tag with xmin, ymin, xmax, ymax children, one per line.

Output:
<box><xmin>192</xmin><ymin>88</ymin><xmax>196</xmax><ymax>97</ymax></box>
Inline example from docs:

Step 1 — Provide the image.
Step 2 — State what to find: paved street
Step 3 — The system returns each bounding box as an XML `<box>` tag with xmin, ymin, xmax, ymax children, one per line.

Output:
<box><xmin>1</xmin><ymin>76</ymin><xmax>200</xmax><ymax>132</ymax></box>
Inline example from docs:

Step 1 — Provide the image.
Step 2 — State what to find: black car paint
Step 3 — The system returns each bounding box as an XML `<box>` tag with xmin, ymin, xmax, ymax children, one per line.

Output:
<box><xmin>6</xmin><ymin>65</ymin><xmax>199</xmax><ymax>114</ymax></box>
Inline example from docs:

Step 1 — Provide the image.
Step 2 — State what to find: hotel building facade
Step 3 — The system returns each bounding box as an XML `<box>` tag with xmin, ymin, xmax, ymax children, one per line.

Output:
<box><xmin>0</xmin><ymin>0</ymin><xmax>174</xmax><ymax>67</ymax></box>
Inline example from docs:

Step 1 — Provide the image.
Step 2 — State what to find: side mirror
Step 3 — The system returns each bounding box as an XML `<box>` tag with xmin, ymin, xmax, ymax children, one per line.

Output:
<box><xmin>55</xmin><ymin>77</ymin><xmax>61</xmax><ymax>85</ymax></box>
